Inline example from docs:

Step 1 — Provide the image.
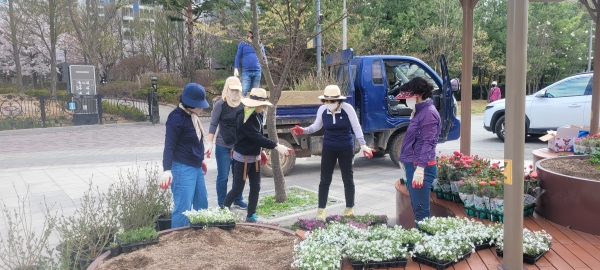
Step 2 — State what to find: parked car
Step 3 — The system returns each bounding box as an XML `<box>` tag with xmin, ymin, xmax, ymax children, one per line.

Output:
<box><xmin>483</xmin><ymin>72</ymin><xmax>593</xmax><ymax>141</ymax></box>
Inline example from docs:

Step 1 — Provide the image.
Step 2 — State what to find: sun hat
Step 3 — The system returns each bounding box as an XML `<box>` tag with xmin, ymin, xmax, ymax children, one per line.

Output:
<box><xmin>317</xmin><ymin>85</ymin><xmax>346</xmax><ymax>100</ymax></box>
<box><xmin>241</xmin><ymin>88</ymin><xmax>273</xmax><ymax>107</ymax></box>
<box><xmin>226</xmin><ymin>77</ymin><xmax>242</xmax><ymax>91</ymax></box>
<box><xmin>181</xmin><ymin>83</ymin><xmax>209</xmax><ymax>108</ymax></box>
<box><xmin>492</xmin><ymin>81</ymin><xmax>498</xmax><ymax>85</ymax></box>
<box><xmin>394</xmin><ymin>91</ymin><xmax>420</xmax><ymax>100</ymax></box>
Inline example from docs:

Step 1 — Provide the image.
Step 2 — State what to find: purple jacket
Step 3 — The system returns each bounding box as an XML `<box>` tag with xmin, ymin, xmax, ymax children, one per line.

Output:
<box><xmin>399</xmin><ymin>100</ymin><xmax>441</xmax><ymax>168</ymax></box>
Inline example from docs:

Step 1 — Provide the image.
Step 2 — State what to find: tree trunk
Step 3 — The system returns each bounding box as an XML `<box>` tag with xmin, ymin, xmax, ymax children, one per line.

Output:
<box><xmin>8</xmin><ymin>0</ymin><xmax>24</xmax><ymax>94</ymax></box>
<box><xmin>186</xmin><ymin>2</ymin><xmax>195</xmax><ymax>82</ymax></box>
<box><xmin>49</xmin><ymin>0</ymin><xmax>57</xmax><ymax>97</ymax></box>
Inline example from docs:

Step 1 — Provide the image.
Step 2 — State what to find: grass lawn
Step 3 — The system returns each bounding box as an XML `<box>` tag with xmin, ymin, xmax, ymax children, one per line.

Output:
<box><xmin>256</xmin><ymin>187</ymin><xmax>341</xmax><ymax>219</ymax></box>
<box><xmin>457</xmin><ymin>99</ymin><xmax>489</xmax><ymax>115</ymax></box>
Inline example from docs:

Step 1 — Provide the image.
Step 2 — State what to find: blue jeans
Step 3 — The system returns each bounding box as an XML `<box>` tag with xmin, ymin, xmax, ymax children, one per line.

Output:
<box><xmin>170</xmin><ymin>161</ymin><xmax>208</xmax><ymax>228</ymax></box>
<box><xmin>241</xmin><ymin>69</ymin><xmax>261</xmax><ymax>96</ymax></box>
<box><xmin>403</xmin><ymin>162</ymin><xmax>437</xmax><ymax>224</ymax></box>
<box><xmin>215</xmin><ymin>145</ymin><xmax>243</xmax><ymax>207</ymax></box>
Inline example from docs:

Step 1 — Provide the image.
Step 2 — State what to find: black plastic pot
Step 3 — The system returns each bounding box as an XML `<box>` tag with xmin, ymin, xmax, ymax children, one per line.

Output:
<box><xmin>412</xmin><ymin>251</ymin><xmax>472</xmax><ymax>270</ymax></box>
<box><xmin>495</xmin><ymin>248</ymin><xmax>547</xmax><ymax>265</ymax></box>
<box><xmin>156</xmin><ymin>218</ymin><xmax>172</xmax><ymax>231</ymax></box>
<box><xmin>190</xmin><ymin>222</ymin><xmax>236</xmax><ymax>230</ymax></box>
<box><xmin>349</xmin><ymin>257</ymin><xmax>408</xmax><ymax>270</ymax></box>
<box><xmin>78</xmin><ymin>257</ymin><xmax>96</xmax><ymax>270</ymax></box>
<box><xmin>118</xmin><ymin>237</ymin><xmax>159</xmax><ymax>253</ymax></box>
<box><xmin>109</xmin><ymin>246</ymin><xmax>122</xmax><ymax>257</ymax></box>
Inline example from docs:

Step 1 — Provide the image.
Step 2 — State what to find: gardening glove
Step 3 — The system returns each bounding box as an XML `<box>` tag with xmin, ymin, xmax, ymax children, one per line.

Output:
<box><xmin>260</xmin><ymin>151</ymin><xmax>268</xmax><ymax>166</ymax></box>
<box><xmin>234</xmin><ymin>68</ymin><xmax>239</xmax><ymax>77</ymax></box>
<box><xmin>412</xmin><ymin>167</ymin><xmax>425</xmax><ymax>189</ymax></box>
<box><xmin>159</xmin><ymin>170</ymin><xmax>172</xmax><ymax>189</ymax></box>
<box><xmin>204</xmin><ymin>142</ymin><xmax>214</xmax><ymax>158</ymax></box>
<box><xmin>290</xmin><ymin>125</ymin><xmax>304</xmax><ymax>136</ymax></box>
<box><xmin>275</xmin><ymin>144</ymin><xmax>294</xmax><ymax>157</ymax></box>
<box><xmin>202</xmin><ymin>161</ymin><xmax>208</xmax><ymax>175</ymax></box>
<box><xmin>360</xmin><ymin>145</ymin><xmax>376</xmax><ymax>159</ymax></box>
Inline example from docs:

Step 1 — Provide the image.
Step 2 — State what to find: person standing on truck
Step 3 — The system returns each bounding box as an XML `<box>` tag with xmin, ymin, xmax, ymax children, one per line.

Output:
<box><xmin>396</xmin><ymin>77</ymin><xmax>441</xmax><ymax>224</ymax></box>
<box><xmin>289</xmin><ymin>85</ymin><xmax>376</xmax><ymax>219</ymax></box>
<box><xmin>223</xmin><ymin>88</ymin><xmax>293</xmax><ymax>222</ymax></box>
<box><xmin>234</xmin><ymin>30</ymin><xmax>267</xmax><ymax>97</ymax></box>
<box><xmin>205</xmin><ymin>77</ymin><xmax>247</xmax><ymax>209</ymax></box>
<box><xmin>159</xmin><ymin>83</ymin><xmax>210</xmax><ymax>228</ymax></box>
<box><xmin>489</xmin><ymin>81</ymin><xmax>502</xmax><ymax>102</ymax></box>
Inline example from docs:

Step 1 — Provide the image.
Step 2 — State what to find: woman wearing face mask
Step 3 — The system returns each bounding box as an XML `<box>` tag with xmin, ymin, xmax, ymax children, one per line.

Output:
<box><xmin>290</xmin><ymin>85</ymin><xmax>376</xmax><ymax>220</ymax></box>
<box><xmin>159</xmin><ymin>83</ymin><xmax>210</xmax><ymax>228</ymax></box>
<box><xmin>395</xmin><ymin>77</ymin><xmax>441</xmax><ymax>224</ymax></box>
<box><xmin>223</xmin><ymin>88</ymin><xmax>293</xmax><ymax>222</ymax></box>
<box><xmin>205</xmin><ymin>77</ymin><xmax>247</xmax><ymax>209</ymax></box>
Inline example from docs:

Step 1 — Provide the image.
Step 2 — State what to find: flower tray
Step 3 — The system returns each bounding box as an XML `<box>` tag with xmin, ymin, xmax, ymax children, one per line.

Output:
<box><xmin>474</xmin><ymin>208</ymin><xmax>489</xmax><ymax>220</ymax></box>
<box><xmin>495</xmin><ymin>248</ymin><xmax>547</xmax><ymax>265</ymax></box>
<box><xmin>523</xmin><ymin>203</ymin><xmax>536</xmax><ymax>217</ymax></box>
<box><xmin>412</xmin><ymin>252</ymin><xmax>472</xmax><ymax>270</ymax></box>
<box><xmin>442</xmin><ymin>191</ymin><xmax>453</xmax><ymax>201</ymax></box>
<box><xmin>474</xmin><ymin>239</ymin><xmax>494</xmax><ymax>251</ymax></box>
<box><xmin>349</xmin><ymin>258</ymin><xmax>408</xmax><ymax>270</ymax></box>
<box><xmin>404</xmin><ymin>243</ymin><xmax>415</xmax><ymax>252</ymax></box>
<box><xmin>464</xmin><ymin>206</ymin><xmax>477</xmax><ymax>217</ymax></box>
<box><xmin>451</xmin><ymin>193</ymin><xmax>463</xmax><ymax>203</ymax></box>
<box><xmin>119</xmin><ymin>237</ymin><xmax>159</xmax><ymax>253</ymax></box>
<box><xmin>490</xmin><ymin>213</ymin><xmax>504</xmax><ymax>223</ymax></box>
<box><xmin>435</xmin><ymin>189</ymin><xmax>445</xmax><ymax>199</ymax></box>
<box><xmin>190</xmin><ymin>222</ymin><xmax>236</xmax><ymax>230</ymax></box>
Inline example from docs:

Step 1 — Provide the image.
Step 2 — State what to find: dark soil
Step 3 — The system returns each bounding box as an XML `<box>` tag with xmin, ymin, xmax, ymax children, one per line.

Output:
<box><xmin>540</xmin><ymin>158</ymin><xmax>600</xmax><ymax>180</ymax></box>
<box><xmin>97</xmin><ymin>226</ymin><xmax>296</xmax><ymax>270</ymax></box>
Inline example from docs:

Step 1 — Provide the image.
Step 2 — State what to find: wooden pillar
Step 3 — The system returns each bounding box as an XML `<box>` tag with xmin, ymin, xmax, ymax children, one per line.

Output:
<box><xmin>459</xmin><ymin>0</ymin><xmax>478</xmax><ymax>156</ymax></box>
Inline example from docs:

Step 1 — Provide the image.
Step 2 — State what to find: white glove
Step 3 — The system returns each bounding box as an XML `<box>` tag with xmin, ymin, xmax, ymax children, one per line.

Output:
<box><xmin>360</xmin><ymin>145</ymin><xmax>375</xmax><ymax>158</ymax></box>
<box><xmin>274</xmin><ymin>144</ymin><xmax>293</xmax><ymax>157</ymax></box>
<box><xmin>412</xmin><ymin>167</ymin><xmax>425</xmax><ymax>188</ymax></box>
<box><xmin>159</xmin><ymin>170</ymin><xmax>172</xmax><ymax>189</ymax></box>
<box><xmin>234</xmin><ymin>68</ymin><xmax>239</xmax><ymax>77</ymax></box>
<box><xmin>204</xmin><ymin>142</ymin><xmax>214</xmax><ymax>158</ymax></box>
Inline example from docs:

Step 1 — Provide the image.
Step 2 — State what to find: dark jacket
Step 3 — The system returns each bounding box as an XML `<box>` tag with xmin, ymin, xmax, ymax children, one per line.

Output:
<box><xmin>399</xmin><ymin>100</ymin><xmax>441</xmax><ymax>168</ymax></box>
<box><xmin>162</xmin><ymin>107</ymin><xmax>205</xmax><ymax>171</ymax></box>
<box><xmin>233</xmin><ymin>108</ymin><xmax>277</xmax><ymax>156</ymax></box>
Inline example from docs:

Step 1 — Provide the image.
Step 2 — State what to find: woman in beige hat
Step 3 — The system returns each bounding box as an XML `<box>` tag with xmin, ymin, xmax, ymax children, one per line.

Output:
<box><xmin>205</xmin><ymin>77</ymin><xmax>247</xmax><ymax>209</ymax></box>
<box><xmin>222</xmin><ymin>88</ymin><xmax>293</xmax><ymax>222</ymax></box>
<box><xmin>290</xmin><ymin>85</ymin><xmax>375</xmax><ymax>219</ymax></box>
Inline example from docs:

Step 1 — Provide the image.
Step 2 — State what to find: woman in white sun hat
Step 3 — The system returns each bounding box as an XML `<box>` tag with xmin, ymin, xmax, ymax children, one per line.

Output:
<box><xmin>290</xmin><ymin>85</ymin><xmax>375</xmax><ymax>219</ymax></box>
<box><xmin>223</xmin><ymin>88</ymin><xmax>293</xmax><ymax>222</ymax></box>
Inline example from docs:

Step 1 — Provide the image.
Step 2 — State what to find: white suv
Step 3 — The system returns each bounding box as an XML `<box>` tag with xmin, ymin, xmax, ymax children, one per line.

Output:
<box><xmin>483</xmin><ymin>72</ymin><xmax>593</xmax><ymax>141</ymax></box>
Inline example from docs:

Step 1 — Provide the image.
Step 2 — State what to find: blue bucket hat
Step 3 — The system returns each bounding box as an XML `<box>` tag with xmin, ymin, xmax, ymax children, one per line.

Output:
<box><xmin>181</xmin><ymin>83</ymin><xmax>209</xmax><ymax>109</ymax></box>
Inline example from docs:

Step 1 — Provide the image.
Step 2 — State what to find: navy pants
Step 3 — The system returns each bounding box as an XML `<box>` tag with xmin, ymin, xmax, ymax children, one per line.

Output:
<box><xmin>223</xmin><ymin>159</ymin><xmax>261</xmax><ymax>217</ymax></box>
<box><xmin>318</xmin><ymin>149</ymin><xmax>355</xmax><ymax>208</ymax></box>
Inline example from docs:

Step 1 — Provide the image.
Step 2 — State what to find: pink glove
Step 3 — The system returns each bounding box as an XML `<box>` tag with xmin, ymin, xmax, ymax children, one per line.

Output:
<box><xmin>260</xmin><ymin>151</ymin><xmax>268</xmax><ymax>166</ymax></box>
<box><xmin>159</xmin><ymin>171</ymin><xmax>172</xmax><ymax>190</ymax></box>
<box><xmin>290</xmin><ymin>125</ymin><xmax>304</xmax><ymax>136</ymax></box>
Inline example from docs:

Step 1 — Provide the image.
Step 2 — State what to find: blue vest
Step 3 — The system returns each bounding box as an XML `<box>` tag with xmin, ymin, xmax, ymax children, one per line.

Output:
<box><xmin>322</xmin><ymin>109</ymin><xmax>354</xmax><ymax>151</ymax></box>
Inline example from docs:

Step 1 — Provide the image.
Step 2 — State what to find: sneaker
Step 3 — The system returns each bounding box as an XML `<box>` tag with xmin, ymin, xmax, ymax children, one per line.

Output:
<box><xmin>246</xmin><ymin>214</ymin><xmax>259</xmax><ymax>223</ymax></box>
<box><xmin>233</xmin><ymin>201</ymin><xmax>248</xmax><ymax>210</ymax></box>
<box><xmin>316</xmin><ymin>208</ymin><xmax>326</xmax><ymax>220</ymax></box>
<box><xmin>342</xmin><ymin>207</ymin><xmax>354</xmax><ymax>216</ymax></box>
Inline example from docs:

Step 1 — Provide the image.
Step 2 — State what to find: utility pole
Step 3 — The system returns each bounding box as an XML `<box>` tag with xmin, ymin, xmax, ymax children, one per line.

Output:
<box><xmin>588</xmin><ymin>20</ymin><xmax>594</xmax><ymax>72</ymax></box>
<box><xmin>342</xmin><ymin>0</ymin><xmax>347</xmax><ymax>50</ymax></box>
<box><xmin>316</xmin><ymin>0</ymin><xmax>322</xmax><ymax>77</ymax></box>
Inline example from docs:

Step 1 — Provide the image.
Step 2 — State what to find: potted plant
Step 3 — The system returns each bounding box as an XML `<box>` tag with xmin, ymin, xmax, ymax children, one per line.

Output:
<box><xmin>411</xmin><ymin>233</ymin><xmax>474</xmax><ymax>269</ymax></box>
<box><xmin>345</xmin><ymin>239</ymin><xmax>408</xmax><ymax>269</ymax></box>
<box><xmin>108</xmin><ymin>242</ymin><xmax>121</xmax><ymax>257</ymax></box>
<box><xmin>183</xmin><ymin>207</ymin><xmax>239</xmax><ymax>230</ymax></box>
<box><xmin>495</xmin><ymin>228</ymin><xmax>552</xmax><ymax>265</ymax></box>
<box><xmin>116</xmin><ymin>226</ymin><xmax>159</xmax><ymax>253</ymax></box>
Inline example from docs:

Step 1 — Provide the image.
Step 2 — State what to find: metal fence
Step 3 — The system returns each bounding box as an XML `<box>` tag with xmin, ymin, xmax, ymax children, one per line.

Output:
<box><xmin>0</xmin><ymin>92</ymin><xmax>157</xmax><ymax>131</ymax></box>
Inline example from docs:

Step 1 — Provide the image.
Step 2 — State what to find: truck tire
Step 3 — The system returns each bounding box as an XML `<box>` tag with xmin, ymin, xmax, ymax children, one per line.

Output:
<box><xmin>261</xmin><ymin>140</ymin><xmax>296</xmax><ymax>177</ymax></box>
<box><xmin>389</xmin><ymin>132</ymin><xmax>405</xmax><ymax>167</ymax></box>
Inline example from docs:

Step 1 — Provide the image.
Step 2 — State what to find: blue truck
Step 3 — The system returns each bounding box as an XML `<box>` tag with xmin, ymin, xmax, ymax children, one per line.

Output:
<box><xmin>261</xmin><ymin>49</ymin><xmax>461</xmax><ymax>176</ymax></box>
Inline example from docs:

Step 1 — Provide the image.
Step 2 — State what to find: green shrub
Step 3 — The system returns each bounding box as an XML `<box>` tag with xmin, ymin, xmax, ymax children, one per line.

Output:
<box><xmin>0</xmin><ymin>117</ymin><xmax>42</xmax><ymax>131</ymax></box>
<box><xmin>0</xmin><ymin>87</ymin><xmax>18</xmax><ymax>94</ymax></box>
<box><xmin>117</xmin><ymin>227</ymin><xmax>158</xmax><ymax>245</ymax></box>
<box><xmin>101</xmin><ymin>101</ymin><xmax>146</xmax><ymax>122</ymax></box>
<box><xmin>210</xmin><ymin>79</ymin><xmax>226</xmax><ymax>94</ymax></box>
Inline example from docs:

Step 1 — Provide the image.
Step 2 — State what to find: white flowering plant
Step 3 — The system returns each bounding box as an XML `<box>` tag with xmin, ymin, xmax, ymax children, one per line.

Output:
<box><xmin>447</xmin><ymin>218</ymin><xmax>497</xmax><ymax>246</ymax></box>
<box><xmin>412</xmin><ymin>233</ymin><xmax>474</xmax><ymax>263</ymax></box>
<box><xmin>496</xmin><ymin>228</ymin><xmax>552</xmax><ymax>257</ymax></box>
<box><xmin>345</xmin><ymin>239</ymin><xmax>408</xmax><ymax>263</ymax></box>
<box><xmin>292</xmin><ymin>237</ymin><xmax>342</xmax><ymax>270</ymax></box>
<box><xmin>182</xmin><ymin>207</ymin><xmax>239</xmax><ymax>225</ymax></box>
<box><xmin>416</xmin><ymin>216</ymin><xmax>468</xmax><ymax>235</ymax></box>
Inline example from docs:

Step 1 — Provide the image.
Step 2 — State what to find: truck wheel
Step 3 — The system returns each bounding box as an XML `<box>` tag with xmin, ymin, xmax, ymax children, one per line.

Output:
<box><xmin>261</xmin><ymin>140</ymin><xmax>296</xmax><ymax>177</ymax></box>
<box><xmin>495</xmin><ymin>116</ymin><xmax>506</xmax><ymax>141</ymax></box>
<box><xmin>389</xmin><ymin>132</ymin><xmax>405</xmax><ymax>167</ymax></box>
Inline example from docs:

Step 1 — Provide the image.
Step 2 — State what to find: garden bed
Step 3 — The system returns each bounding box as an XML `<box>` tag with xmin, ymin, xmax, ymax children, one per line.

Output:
<box><xmin>540</xmin><ymin>157</ymin><xmax>600</xmax><ymax>181</ymax></box>
<box><xmin>95</xmin><ymin>225</ymin><xmax>296</xmax><ymax>270</ymax></box>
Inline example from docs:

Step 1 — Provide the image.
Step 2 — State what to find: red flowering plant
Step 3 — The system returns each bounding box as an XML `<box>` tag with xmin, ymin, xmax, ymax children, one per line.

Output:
<box><xmin>524</xmin><ymin>164</ymin><xmax>540</xmax><ymax>197</ymax></box>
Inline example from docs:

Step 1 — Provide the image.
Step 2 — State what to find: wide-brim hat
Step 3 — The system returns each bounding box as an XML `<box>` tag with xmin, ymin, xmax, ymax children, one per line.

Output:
<box><xmin>318</xmin><ymin>85</ymin><xmax>346</xmax><ymax>100</ymax></box>
<box><xmin>492</xmin><ymin>81</ymin><xmax>498</xmax><ymax>85</ymax></box>
<box><xmin>241</xmin><ymin>88</ymin><xmax>273</xmax><ymax>107</ymax></box>
<box><xmin>226</xmin><ymin>76</ymin><xmax>242</xmax><ymax>90</ymax></box>
<box><xmin>182</xmin><ymin>83</ymin><xmax>209</xmax><ymax>108</ymax></box>
<box><xmin>394</xmin><ymin>91</ymin><xmax>420</xmax><ymax>100</ymax></box>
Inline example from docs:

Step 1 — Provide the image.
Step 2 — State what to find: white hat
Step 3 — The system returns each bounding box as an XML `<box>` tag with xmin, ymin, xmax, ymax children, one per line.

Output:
<box><xmin>241</xmin><ymin>88</ymin><xmax>273</xmax><ymax>107</ymax></box>
<box><xmin>317</xmin><ymin>85</ymin><xmax>346</xmax><ymax>100</ymax></box>
<box><xmin>492</xmin><ymin>81</ymin><xmax>498</xmax><ymax>85</ymax></box>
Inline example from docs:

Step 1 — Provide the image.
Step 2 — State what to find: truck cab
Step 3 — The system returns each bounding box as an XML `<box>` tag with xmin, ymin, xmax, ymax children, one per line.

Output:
<box><xmin>262</xmin><ymin>49</ymin><xmax>460</xmax><ymax>176</ymax></box>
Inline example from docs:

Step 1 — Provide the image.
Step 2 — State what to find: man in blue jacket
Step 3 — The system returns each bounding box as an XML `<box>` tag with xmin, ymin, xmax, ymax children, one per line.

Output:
<box><xmin>234</xmin><ymin>30</ymin><xmax>267</xmax><ymax>96</ymax></box>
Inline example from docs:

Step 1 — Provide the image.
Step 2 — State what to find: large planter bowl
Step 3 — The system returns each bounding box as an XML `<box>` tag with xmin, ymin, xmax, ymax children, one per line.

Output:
<box><xmin>536</xmin><ymin>156</ymin><xmax>600</xmax><ymax>235</ymax></box>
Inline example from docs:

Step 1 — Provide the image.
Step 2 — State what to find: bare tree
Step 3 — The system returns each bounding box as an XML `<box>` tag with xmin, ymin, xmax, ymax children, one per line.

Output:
<box><xmin>5</xmin><ymin>0</ymin><xmax>25</xmax><ymax>93</ymax></box>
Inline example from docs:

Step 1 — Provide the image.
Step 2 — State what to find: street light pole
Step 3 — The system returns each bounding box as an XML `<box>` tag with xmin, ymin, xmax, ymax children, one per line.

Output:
<box><xmin>342</xmin><ymin>0</ymin><xmax>347</xmax><ymax>50</ymax></box>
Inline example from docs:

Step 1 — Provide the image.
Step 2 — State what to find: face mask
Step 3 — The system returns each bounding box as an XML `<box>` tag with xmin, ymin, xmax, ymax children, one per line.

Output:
<box><xmin>406</xmin><ymin>98</ymin><xmax>417</xmax><ymax>111</ymax></box>
<box><xmin>254</xmin><ymin>105</ymin><xmax>264</xmax><ymax>113</ymax></box>
<box><xmin>228</xmin><ymin>90</ymin><xmax>240</xmax><ymax>101</ymax></box>
<box><xmin>326</xmin><ymin>103</ymin><xmax>339</xmax><ymax>112</ymax></box>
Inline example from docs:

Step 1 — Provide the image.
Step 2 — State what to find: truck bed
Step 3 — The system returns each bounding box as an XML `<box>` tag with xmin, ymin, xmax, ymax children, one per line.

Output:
<box><xmin>273</xmin><ymin>90</ymin><xmax>323</xmax><ymax>126</ymax></box>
